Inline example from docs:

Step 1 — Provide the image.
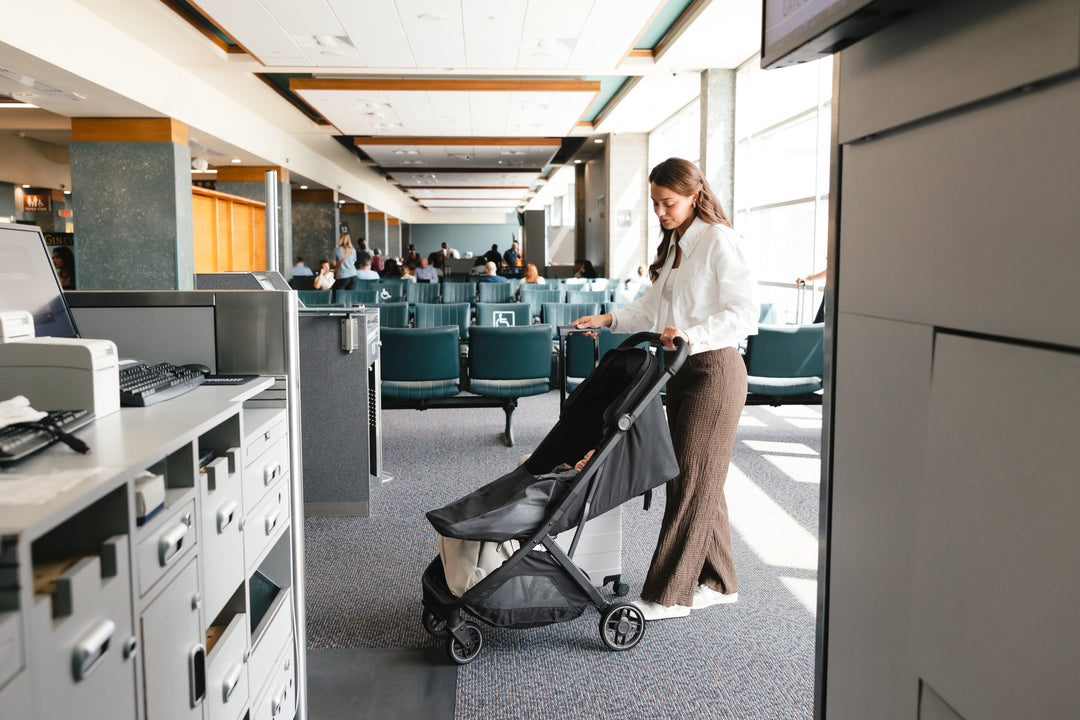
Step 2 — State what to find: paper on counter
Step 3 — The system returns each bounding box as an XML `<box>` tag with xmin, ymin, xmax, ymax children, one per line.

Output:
<box><xmin>0</xmin><ymin>467</ymin><xmax>106</xmax><ymax>505</ymax></box>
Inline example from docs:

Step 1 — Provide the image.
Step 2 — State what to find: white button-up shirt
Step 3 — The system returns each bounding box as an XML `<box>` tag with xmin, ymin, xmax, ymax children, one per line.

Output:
<box><xmin>611</xmin><ymin>217</ymin><xmax>758</xmax><ymax>354</ymax></box>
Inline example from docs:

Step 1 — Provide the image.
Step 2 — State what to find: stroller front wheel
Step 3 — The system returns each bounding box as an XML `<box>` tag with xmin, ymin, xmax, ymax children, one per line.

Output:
<box><xmin>422</xmin><ymin>608</ymin><xmax>449</xmax><ymax>637</ymax></box>
<box><xmin>446</xmin><ymin>621</ymin><xmax>483</xmax><ymax>664</ymax></box>
<box><xmin>599</xmin><ymin>603</ymin><xmax>645</xmax><ymax>651</ymax></box>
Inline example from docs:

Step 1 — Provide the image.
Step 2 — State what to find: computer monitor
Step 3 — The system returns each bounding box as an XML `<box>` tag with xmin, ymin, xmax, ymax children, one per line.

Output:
<box><xmin>0</xmin><ymin>223</ymin><xmax>80</xmax><ymax>338</ymax></box>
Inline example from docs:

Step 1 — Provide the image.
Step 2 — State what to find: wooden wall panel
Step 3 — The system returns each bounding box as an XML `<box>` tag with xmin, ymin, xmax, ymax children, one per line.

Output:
<box><xmin>192</xmin><ymin>187</ymin><xmax>265</xmax><ymax>273</ymax></box>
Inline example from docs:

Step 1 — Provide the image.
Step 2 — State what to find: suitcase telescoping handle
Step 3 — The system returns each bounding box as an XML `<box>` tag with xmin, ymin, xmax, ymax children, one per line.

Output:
<box><xmin>619</xmin><ymin>332</ymin><xmax>688</xmax><ymax>377</ymax></box>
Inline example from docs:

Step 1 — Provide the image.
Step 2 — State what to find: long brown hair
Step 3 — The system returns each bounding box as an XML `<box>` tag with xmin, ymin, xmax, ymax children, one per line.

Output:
<box><xmin>647</xmin><ymin>158</ymin><xmax>730</xmax><ymax>282</ymax></box>
<box><xmin>523</xmin><ymin>263</ymin><xmax>540</xmax><ymax>283</ymax></box>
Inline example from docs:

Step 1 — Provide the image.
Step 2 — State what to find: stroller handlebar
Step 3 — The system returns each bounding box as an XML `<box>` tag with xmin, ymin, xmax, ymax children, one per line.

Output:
<box><xmin>618</xmin><ymin>332</ymin><xmax>688</xmax><ymax>377</ymax></box>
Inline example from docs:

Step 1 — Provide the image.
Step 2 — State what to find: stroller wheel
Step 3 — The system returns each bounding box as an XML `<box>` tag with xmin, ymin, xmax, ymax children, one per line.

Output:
<box><xmin>599</xmin><ymin>603</ymin><xmax>645</xmax><ymax>651</ymax></box>
<box><xmin>422</xmin><ymin>608</ymin><xmax>448</xmax><ymax>637</ymax></box>
<box><xmin>446</xmin><ymin>622</ymin><xmax>483</xmax><ymax>665</ymax></box>
<box><xmin>614</xmin><ymin>582</ymin><xmax>630</xmax><ymax>597</ymax></box>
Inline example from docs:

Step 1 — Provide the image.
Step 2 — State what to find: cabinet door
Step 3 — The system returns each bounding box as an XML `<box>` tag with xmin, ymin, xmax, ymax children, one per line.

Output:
<box><xmin>141</xmin><ymin>559</ymin><xmax>205</xmax><ymax>720</ymax></box>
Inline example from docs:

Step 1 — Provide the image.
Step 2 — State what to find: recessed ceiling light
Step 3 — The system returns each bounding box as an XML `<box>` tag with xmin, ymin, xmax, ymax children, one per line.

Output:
<box><xmin>231</xmin><ymin>157</ymin><xmax>242</xmax><ymax>163</ymax></box>
<box><xmin>300</xmin><ymin>185</ymin><xmax>308</xmax><ymax>189</ymax></box>
<box><xmin>500</xmin><ymin>149</ymin><xmax>526</xmax><ymax>156</ymax></box>
<box><xmin>417</xmin><ymin>13</ymin><xmax>444</xmax><ymax>21</ymax></box>
<box><xmin>21</xmin><ymin>184</ymin><xmax>30</xmax><ymax>188</ymax></box>
<box><xmin>593</xmin><ymin>138</ymin><xmax>604</xmax><ymax>144</ymax></box>
<box><xmin>574</xmin><ymin>159</ymin><xmax>582</xmax><ymax>164</ymax></box>
<box><xmin>64</xmin><ymin>190</ymin><xmax>71</xmax><ymax>194</ymax></box>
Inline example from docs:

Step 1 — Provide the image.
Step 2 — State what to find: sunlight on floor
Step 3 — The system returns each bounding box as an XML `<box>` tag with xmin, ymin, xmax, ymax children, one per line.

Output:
<box><xmin>765</xmin><ymin>455</ymin><xmax>822</xmax><ymax>484</ymax></box>
<box><xmin>743</xmin><ymin>440</ymin><xmax>818</xmax><ymax>455</ymax></box>
<box><xmin>780</xmin><ymin>576</ymin><xmax>818</xmax><ymax>615</ymax></box>
<box><xmin>739</xmin><ymin>414</ymin><xmax>768</xmax><ymax>427</ymax></box>
<box><xmin>727</xmin><ymin>465</ymin><xmax>818</xmax><ymax>572</ymax></box>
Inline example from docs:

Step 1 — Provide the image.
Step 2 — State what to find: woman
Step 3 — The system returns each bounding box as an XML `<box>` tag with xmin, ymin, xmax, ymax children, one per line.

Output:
<box><xmin>573</xmin><ymin>157</ymin><xmax>757</xmax><ymax>620</ymax></box>
<box><xmin>52</xmin><ymin>246</ymin><xmax>75</xmax><ymax>289</ymax></box>
<box><xmin>332</xmin><ymin>231</ymin><xmax>358</xmax><ymax>291</ymax></box>
<box><xmin>522</xmin><ymin>263</ymin><xmax>546</xmax><ymax>285</ymax></box>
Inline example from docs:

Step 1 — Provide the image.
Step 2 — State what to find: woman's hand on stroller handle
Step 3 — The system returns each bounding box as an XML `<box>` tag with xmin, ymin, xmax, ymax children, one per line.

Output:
<box><xmin>572</xmin><ymin>313</ymin><xmax>612</xmax><ymax>329</ymax></box>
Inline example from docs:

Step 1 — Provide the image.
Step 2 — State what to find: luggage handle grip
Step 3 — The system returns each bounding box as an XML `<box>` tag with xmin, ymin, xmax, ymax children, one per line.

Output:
<box><xmin>619</xmin><ymin>332</ymin><xmax>688</xmax><ymax>375</ymax></box>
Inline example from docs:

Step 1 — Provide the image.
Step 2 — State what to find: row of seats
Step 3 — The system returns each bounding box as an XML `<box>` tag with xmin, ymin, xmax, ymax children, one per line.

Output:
<box><xmin>393</xmin><ymin>301</ymin><xmax>606</xmax><ymax>339</ymax></box>
<box><xmin>297</xmin><ymin>283</ymin><xmax>638</xmax><ymax>308</ymax></box>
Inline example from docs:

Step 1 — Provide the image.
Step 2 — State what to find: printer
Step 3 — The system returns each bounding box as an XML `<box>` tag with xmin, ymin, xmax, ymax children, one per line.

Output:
<box><xmin>0</xmin><ymin>311</ymin><xmax>121</xmax><ymax>417</ymax></box>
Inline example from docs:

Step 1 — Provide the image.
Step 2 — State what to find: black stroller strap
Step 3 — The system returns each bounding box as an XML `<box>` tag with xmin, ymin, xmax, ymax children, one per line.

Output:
<box><xmin>643</xmin><ymin>488</ymin><xmax>652</xmax><ymax>511</ymax></box>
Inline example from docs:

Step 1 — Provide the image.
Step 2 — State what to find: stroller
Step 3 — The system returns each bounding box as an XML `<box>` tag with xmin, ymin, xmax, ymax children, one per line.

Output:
<box><xmin>421</xmin><ymin>332</ymin><xmax>687</xmax><ymax>664</ymax></box>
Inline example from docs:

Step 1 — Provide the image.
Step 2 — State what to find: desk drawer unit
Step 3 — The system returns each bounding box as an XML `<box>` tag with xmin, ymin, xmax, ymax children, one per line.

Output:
<box><xmin>200</xmin><ymin>455</ymin><xmax>245</xmax><ymax>620</ymax></box>
<box><xmin>137</xmin><ymin>499</ymin><xmax>197</xmax><ymax>596</ymax></box>
<box><xmin>248</xmin><ymin>588</ymin><xmax>293</xmax><ymax>705</ymax></box>
<box><xmin>243</xmin><ymin>476</ymin><xmax>290</xmax><ymax>573</ymax></box>
<box><xmin>30</xmin><ymin>536</ymin><xmax>137</xmax><ymax>720</ymax></box>
<box><xmin>141</xmin><ymin>558</ymin><xmax>203</xmax><ymax>720</ymax></box>
<box><xmin>206</xmin><ymin>613</ymin><xmax>248</xmax><ymax>720</ymax></box>
<box><xmin>251</xmin><ymin>641</ymin><xmax>295</xmax><ymax>720</ymax></box>
<box><xmin>242</xmin><ymin>416</ymin><xmax>289</xmax><ymax>513</ymax></box>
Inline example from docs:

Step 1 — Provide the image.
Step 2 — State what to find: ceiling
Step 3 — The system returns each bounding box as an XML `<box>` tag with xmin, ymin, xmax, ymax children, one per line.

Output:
<box><xmin>0</xmin><ymin>0</ymin><xmax>762</xmax><ymax>219</ymax></box>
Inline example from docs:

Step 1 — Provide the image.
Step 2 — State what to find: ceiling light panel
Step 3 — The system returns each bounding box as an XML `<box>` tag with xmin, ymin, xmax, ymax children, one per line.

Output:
<box><xmin>327</xmin><ymin>0</ymin><xmax>413</xmax><ymax>66</ymax></box>
<box><xmin>422</xmin><ymin>199</ymin><xmax>522</xmax><ymax>208</ymax></box>
<box><xmin>195</xmin><ymin>0</ymin><xmax>312</xmax><ymax>65</ymax></box>
<box><xmin>463</xmin><ymin>0</ymin><xmax>529</xmax><ymax>68</ymax></box>
<box><xmin>518</xmin><ymin>0</ymin><xmax>591</xmax><ymax>69</ymax></box>
<box><xmin>410</xmin><ymin>188</ymin><xmax>528</xmax><ymax>199</ymax></box>
<box><xmin>389</xmin><ymin>170</ymin><xmax>539</xmax><ymax>187</ymax></box>
<box><xmin>259</xmin><ymin>0</ymin><xmax>363</xmax><ymax>64</ymax></box>
<box><xmin>397</xmin><ymin>0</ymin><xmax>466</xmax><ymax>68</ymax></box>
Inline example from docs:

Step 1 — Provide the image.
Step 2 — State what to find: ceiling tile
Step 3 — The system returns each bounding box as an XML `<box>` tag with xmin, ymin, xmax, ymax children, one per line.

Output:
<box><xmin>327</xmin><ymin>0</ymin><xmax>413</xmax><ymax>67</ymax></box>
<box><xmin>462</xmin><ymin>0</ymin><xmax>529</xmax><ymax>68</ymax></box>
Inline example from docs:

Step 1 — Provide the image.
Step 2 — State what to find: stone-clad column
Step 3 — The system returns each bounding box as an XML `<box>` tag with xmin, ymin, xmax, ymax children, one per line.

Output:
<box><xmin>700</xmin><ymin>69</ymin><xmax>736</xmax><ymax>218</ymax></box>
<box><xmin>367</xmin><ymin>211</ymin><xmax>388</xmax><ymax>258</ymax></box>
<box><xmin>215</xmin><ymin>165</ymin><xmax>293</xmax><ymax>275</ymax></box>
<box><xmin>70</xmin><ymin>118</ymin><xmax>194</xmax><ymax>290</ymax></box>
<box><xmin>387</xmin><ymin>218</ymin><xmax>402</xmax><ymax>258</ymax></box>
<box><xmin>291</xmin><ymin>189</ymin><xmax>339</xmax><ymax>269</ymax></box>
<box><xmin>339</xmin><ymin>203</ymin><xmax>368</xmax><ymax>255</ymax></box>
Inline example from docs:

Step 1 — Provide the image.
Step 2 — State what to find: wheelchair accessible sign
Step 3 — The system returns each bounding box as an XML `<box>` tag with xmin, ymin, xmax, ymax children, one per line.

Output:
<box><xmin>493</xmin><ymin>311</ymin><xmax>516</xmax><ymax>327</ymax></box>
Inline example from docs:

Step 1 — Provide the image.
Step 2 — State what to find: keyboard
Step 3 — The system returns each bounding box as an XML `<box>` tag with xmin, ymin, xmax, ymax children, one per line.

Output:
<box><xmin>119</xmin><ymin>361</ymin><xmax>206</xmax><ymax>407</ymax></box>
<box><xmin>0</xmin><ymin>409</ymin><xmax>94</xmax><ymax>464</ymax></box>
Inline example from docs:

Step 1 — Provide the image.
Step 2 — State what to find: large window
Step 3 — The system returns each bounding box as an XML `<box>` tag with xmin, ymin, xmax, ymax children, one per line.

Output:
<box><xmin>734</xmin><ymin>55</ymin><xmax>832</xmax><ymax>323</ymax></box>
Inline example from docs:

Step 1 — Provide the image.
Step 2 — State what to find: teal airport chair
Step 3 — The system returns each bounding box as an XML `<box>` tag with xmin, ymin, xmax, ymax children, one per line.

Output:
<box><xmin>477</xmin><ymin>282</ymin><xmax>514</xmax><ymax>303</ymax></box>
<box><xmin>743</xmin><ymin>323</ymin><xmax>825</xmax><ymax>406</ymax></box>
<box><xmin>475</xmin><ymin>302</ymin><xmax>531</xmax><ymax>328</ymax></box>
<box><xmin>377</xmin><ymin>302</ymin><xmax>410</xmax><ymax>329</ymax></box>
<box><xmin>374</xmin><ymin>283</ymin><xmax>405</xmax><ymax>303</ymax></box>
<box><xmin>519</xmin><ymin>287</ymin><xmax>563</xmax><ymax>321</ymax></box>
<box><xmin>380</xmin><ymin>326</ymin><xmax>461</xmax><ymax>402</ymax></box>
<box><xmin>540</xmin><ymin>302</ymin><xmax>601</xmax><ymax>339</ymax></box>
<box><xmin>559</xmin><ymin>327</ymin><xmax>634</xmax><ymax>404</ymax></box>
<box><xmin>406</xmin><ymin>282</ymin><xmax>441</xmax><ymax>306</ymax></box>
<box><xmin>441</xmin><ymin>281</ymin><xmax>476</xmax><ymax>305</ymax></box>
<box><xmin>297</xmin><ymin>290</ymin><xmax>333</xmax><ymax>306</ymax></box>
<box><xmin>334</xmin><ymin>289</ymin><xmax>377</xmax><ymax>306</ymax></box>
<box><xmin>565</xmin><ymin>289</ymin><xmax>608</xmax><ymax>306</ymax></box>
<box><xmin>467</xmin><ymin>325</ymin><xmax>554</xmax><ymax>446</ymax></box>
<box><xmin>415</xmin><ymin>302</ymin><xmax>471</xmax><ymax>341</ymax></box>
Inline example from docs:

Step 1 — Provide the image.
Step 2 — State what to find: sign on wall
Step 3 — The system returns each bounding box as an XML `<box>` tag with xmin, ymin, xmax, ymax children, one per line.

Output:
<box><xmin>23</xmin><ymin>193</ymin><xmax>50</xmax><ymax>212</ymax></box>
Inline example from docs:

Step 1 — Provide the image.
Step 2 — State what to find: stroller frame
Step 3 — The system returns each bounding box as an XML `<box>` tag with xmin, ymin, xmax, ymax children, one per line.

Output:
<box><xmin>422</xmin><ymin>332</ymin><xmax>688</xmax><ymax>664</ymax></box>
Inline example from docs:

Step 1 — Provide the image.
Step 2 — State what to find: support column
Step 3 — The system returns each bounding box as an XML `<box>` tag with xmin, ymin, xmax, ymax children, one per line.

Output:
<box><xmin>387</xmin><ymin>218</ymin><xmax>402</xmax><ymax>259</ymax></box>
<box><xmin>605</xmin><ymin>133</ymin><xmax>649</xmax><ymax>283</ymax></box>
<box><xmin>290</xmin><ymin>189</ymin><xmax>339</xmax><ymax>269</ymax></box>
<box><xmin>367</xmin><ymin>212</ymin><xmax>388</xmax><ymax>258</ymax></box>
<box><xmin>70</xmin><ymin>118</ymin><xmax>194</xmax><ymax>290</ymax></box>
<box><xmin>700</xmin><ymin>69</ymin><xmax>736</xmax><ymax>219</ymax></box>
<box><xmin>215</xmin><ymin>166</ymin><xmax>293</xmax><ymax>276</ymax></box>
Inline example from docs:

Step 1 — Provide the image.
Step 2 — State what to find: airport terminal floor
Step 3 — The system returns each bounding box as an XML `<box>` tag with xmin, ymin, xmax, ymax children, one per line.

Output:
<box><xmin>304</xmin><ymin>390</ymin><xmax>821</xmax><ymax>719</ymax></box>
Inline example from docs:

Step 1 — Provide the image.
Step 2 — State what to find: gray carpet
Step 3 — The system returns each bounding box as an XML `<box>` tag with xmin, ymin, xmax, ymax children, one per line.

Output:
<box><xmin>305</xmin><ymin>392</ymin><xmax>820</xmax><ymax>719</ymax></box>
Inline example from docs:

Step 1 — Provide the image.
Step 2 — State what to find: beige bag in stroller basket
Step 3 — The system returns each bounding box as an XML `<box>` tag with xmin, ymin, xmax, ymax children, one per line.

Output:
<box><xmin>438</xmin><ymin>536</ymin><xmax>520</xmax><ymax>597</ymax></box>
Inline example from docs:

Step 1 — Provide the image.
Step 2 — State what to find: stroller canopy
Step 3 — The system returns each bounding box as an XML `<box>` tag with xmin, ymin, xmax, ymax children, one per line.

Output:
<box><xmin>427</xmin><ymin>345</ymin><xmax>680</xmax><ymax>542</ymax></box>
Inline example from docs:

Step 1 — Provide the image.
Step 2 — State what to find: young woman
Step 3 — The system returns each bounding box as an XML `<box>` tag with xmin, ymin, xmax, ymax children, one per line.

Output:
<box><xmin>573</xmin><ymin>157</ymin><xmax>757</xmax><ymax>620</ymax></box>
<box><xmin>332</xmin><ymin>231</ymin><xmax>358</xmax><ymax>291</ymax></box>
<box><xmin>522</xmin><ymin>263</ymin><xmax>546</xmax><ymax>285</ymax></box>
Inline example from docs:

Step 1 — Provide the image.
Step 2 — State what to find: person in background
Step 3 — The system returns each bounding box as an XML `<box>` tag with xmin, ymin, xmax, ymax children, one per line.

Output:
<box><xmin>291</xmin><ymin>256</ymin><xmax>313</xmax><ymax>277</ymax></box>
<box><xmin>52</xmin><ymin>246</ymin><xmax>75</xmax><ymax>289</ymax></box>
<box><xmin>442</xmin><ymin>241</ymin><xmax>460</xmax><ymax>259</ymax></box>
<box><xmin>356</xmin><ymin>257</ymin><xmax>380</xmax><ymax>280</ymax></box>
<box><xmin>478</xmin><ymin>261</ymin><xmax>507</xmax><ymax>283</ymax></box>
<box><xmin>313</xmin><ymin>259</ymin><xmax>335</xmax><ymax>290</ymax></box>
<box><xmin>414</xmin><ymin>256</ymin><xmax>439</xmax><ymax>283</ymax></box>
<box><xmin>522</xmin><ymin>263</ymin><xmax>546</xmax><ymax>285</ymax></box>
<box><xmin>503</xmin><ymin>240</ymin><xmax>522</xmax><ymax>272</ymax></box>
<box><xmin>402</xmin><ymin>260</ymin><xmax>418</xmax><ymax>282</ymax></box>
<box><xmin>573</xmin><ymin>259</ymin><xmax>598</xmax><ymax>279</ymax></box>
<box><xmin>484</xmin><ymin>243</ymin><xmax>502</xmax><ymax>265</ymax></box>
<box><xmin>796</xmin><ymin>268</ymin><xmax>827</xmax><ymax>323</ymax></box>
<box><xmin>405</xmin><ymin>244</ymin><xmax>422</xmax><ymax>267</ymax></box>
<box><xmin>371</xmin><ymin>247</ymin><xmax>385</xmax><ymax>274</ymax></box>
<box><xmin>382</xmin><ymin>257</ymin><xmax>400</xmax><ymax>278</ymax></box>
<box><xmin>356</xmin><ymin>240</ymin><xmax>372</xmax><ymax>267</ymax></box>
<box><xmin>469</xmin><ymin>257</ymin><xmax>488</xmax><ymax>276</ymax></box>
<box><xmin>332</xmin><ymin>231</ymin><xmax>358</xmax><ymax>291</ymax></box>
<box><xmin>572</xmin><ymin>157</ymin><xmax>757</xmax><ymax>621</ymax></box>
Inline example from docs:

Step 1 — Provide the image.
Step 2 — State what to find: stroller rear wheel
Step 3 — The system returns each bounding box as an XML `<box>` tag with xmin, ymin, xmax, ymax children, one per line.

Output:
<box><xmin>446</xmin><ymin>621</ymin><xmax>483</xmax><ymax>664</ymax></box>
<box><xmin>599</xmin><ymin>603</ymin><xmax>645</xmax><ymax>651</ymax></box>
<box><xmin>422</xmin><ymin>608</ymin><xmax>449</xmax><ymax>637</ymax></box>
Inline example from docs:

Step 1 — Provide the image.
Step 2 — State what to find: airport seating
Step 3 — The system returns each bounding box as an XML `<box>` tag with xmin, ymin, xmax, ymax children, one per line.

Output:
<box><xmin>441</xmin><ymin>281</ymin><xmax>477</xmax><ymax>304</ymax></box>
<box><xmin>540</xmin><ymin>302</ymin><xmax>601</xmax><ymax>339</ymax></box>
<box><xmin>565</xmin><ymin>289</ymin><xmax>608</xmax><ymax>306</ymax></box>
<box><xmin>406</xmin><ymin>282</ymin><xmax>441</xmax><ymax>306</ymax></box>
<box><xmin>475</xmin><ymin>302</ymin><xmax>531</xmax><ymax>328</ymax></box>
<box><xmin>377</xmin><ymin>302</ymin><xmax>410</xmax><ymax>329</ymax></box>
<box><xmin>744</xmin><ymin>323</ymin><xmax>825</xmax><ymax>406</ymax></box>
<box><xmin>477</xmin><ymin>282</ymin><xmax>514</xmax><ymax>303</ymax></box>
<box><xmin>559</xmin><ymin>328</ymin><xmax>635</xmax><ymax>404</ymax></box>
<box><xmin>373</xmin><ymin>283</ymin><xmax>405</xmax><ymax>303</ymax></box>
<box><xmin>415</xmin><ymin>302</ymin><xmax>471</xmax><ymax>341</ymax></box>
<box><xmin>297</xmin><ymin>290</ymin><xmax>333</xmax><ymax>306</ymax></box>
<box><xmin>519</xmin><ymin>287</ymin><xmax>563</xmax><ymax>321</ymax></box>
<box><xmin>380</xmin><ymin>326</ymin><xmax>460</xmax><ymax>401</ymax></box>
<box><xmin>467</xmin><ymin>325</ymin><xmax>554</xmax><ymax>446</ymax></box>
<box><xmin>334</xmin><ymin>289</ymin><xmax>377</xmax><ymax>306</ymax></box>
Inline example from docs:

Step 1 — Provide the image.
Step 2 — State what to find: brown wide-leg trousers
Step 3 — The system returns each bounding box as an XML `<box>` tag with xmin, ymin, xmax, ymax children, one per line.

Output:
<box><xmin>640</xmin><ymin>346</ymin><xmax>747</xmax><ymax>607</ymax></box>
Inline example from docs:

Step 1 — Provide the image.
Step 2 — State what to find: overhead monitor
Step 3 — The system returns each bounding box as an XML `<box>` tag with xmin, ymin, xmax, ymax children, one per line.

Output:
<box><xmin>0</xmin><ymin>222</ymin><xmax>80</xmax><ymax>338</ymax></box>
<box><xmin>762</xmin><ymin>0</ymin><xmax>931</xmax><ymax>69</ymax></box>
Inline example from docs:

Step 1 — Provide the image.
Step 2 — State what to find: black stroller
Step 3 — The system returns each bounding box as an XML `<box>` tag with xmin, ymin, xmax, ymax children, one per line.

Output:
<box><xmin>421</xmin><ymin>332</ymin><xmax>687</xmax><ymax>664</ymax></box>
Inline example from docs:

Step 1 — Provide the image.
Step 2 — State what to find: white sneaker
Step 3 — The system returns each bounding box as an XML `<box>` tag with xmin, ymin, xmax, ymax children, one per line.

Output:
<box><xmin>691</xmin><ymin>585</ymin><xmax>739</xmax><ymax>609</ymax></box>
<box><xmin>632</xmin><ymin>598</ymin><xmax>691</xmax><ymax>620</ymax></box>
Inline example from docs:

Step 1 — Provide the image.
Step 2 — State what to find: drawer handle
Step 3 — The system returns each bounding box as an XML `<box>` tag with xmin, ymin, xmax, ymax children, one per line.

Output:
<box><xmin>217</xmin><ymin>500</ymin><xmax>238</xmax><ymax>534</ymax></box>
<box><xmin>188</xmin><ymin>643</ymin><xmax>206</xmax><ymax>708</ymax></box>
<box><xmin>264</xmin><ymin>508</ymin><xmax>281</xmax><ymax>536</ymax></box>
<box><xmin>271</xmin><ymin>683</ymin><xmax>288</xmax><ymax>717</ymax></box>
<box><xmin>72</xmin><ymin>618</ymin><xmax>115</xmax><ymax>681</ymax></box>
<box><xmin>263</xmin><ymin>462</ymin><xmax>280</xmax><ymax>487</ymax></box>
<box><xmin>159</xmin><ymin>521</ymin><xmax>190</xmax><ymax>567</ymax></box>
<box><xmin>222</xmin><ymin>662</ymin><xmax>243</xmax><ymax>703</ymax></box>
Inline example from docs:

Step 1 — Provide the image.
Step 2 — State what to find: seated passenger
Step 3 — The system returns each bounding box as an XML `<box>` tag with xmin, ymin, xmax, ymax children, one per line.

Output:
<box><xmin>522</xmin><ymin>263</ymin><xmax>546</xmax><ymax>285</ymax></box>
<box><xmin>313</xmin><ymin>259</ymin><xmax>335</xmax><ymax>290</ymax></box>
<box><xmin>478</xmin><ymin>261</ymin><xmax>508</xmax><ymax>283</ymax></box>
<box><xmin>356</xmin><ymin>257</ymin><xmax>380</xmax><ymax>280</ymax></box>
<box><xmin>414</xmin><ymin>256</ymin><xmax>439</xmax><ymax>283</ymax></box>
